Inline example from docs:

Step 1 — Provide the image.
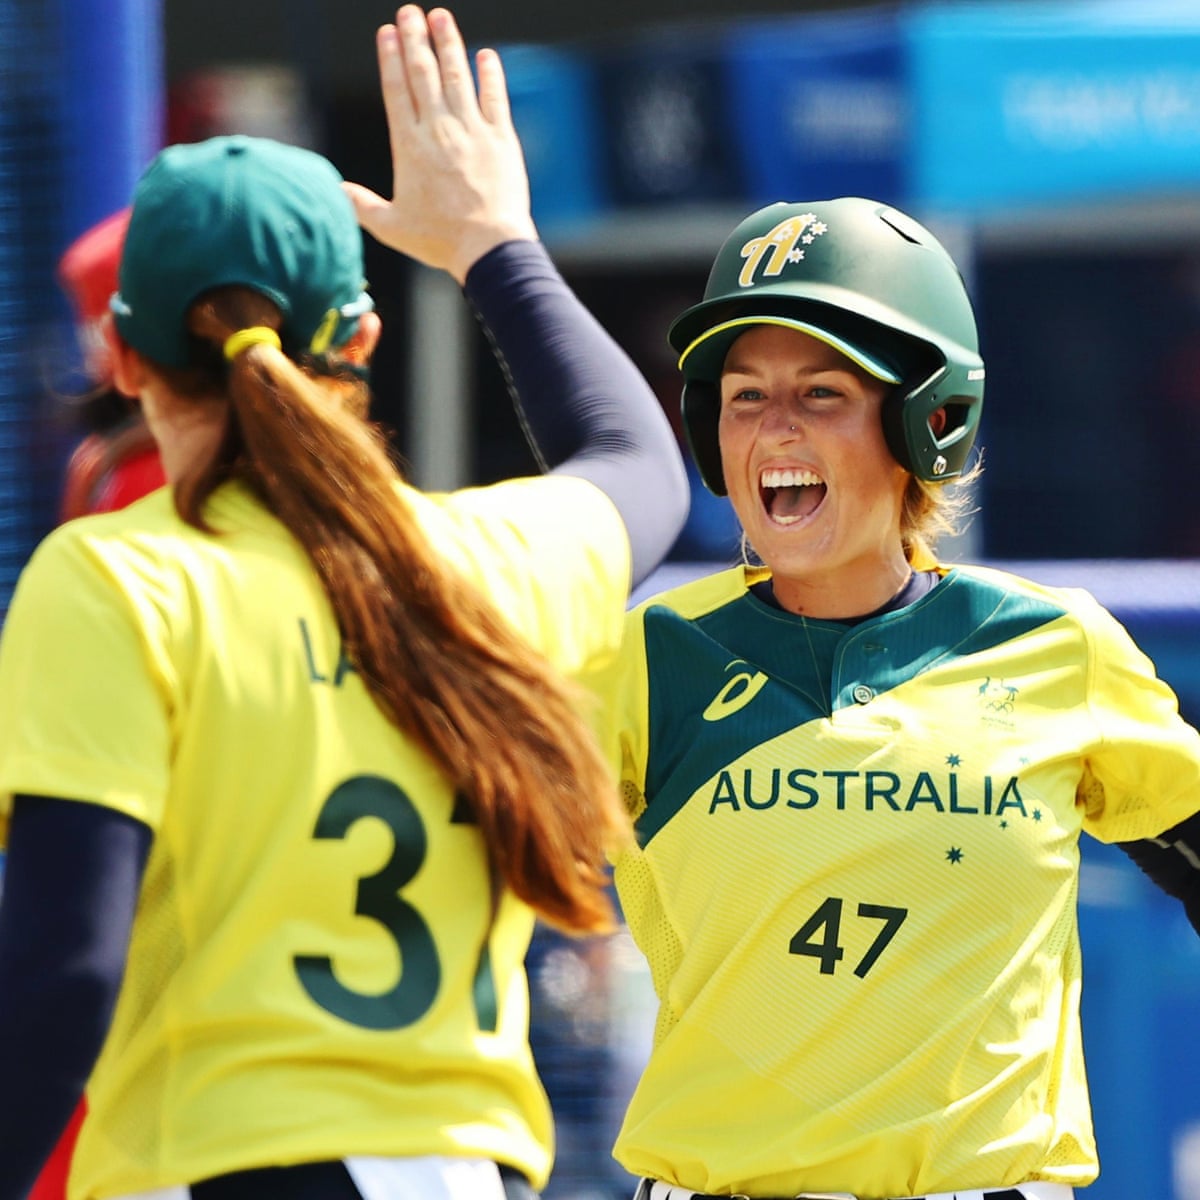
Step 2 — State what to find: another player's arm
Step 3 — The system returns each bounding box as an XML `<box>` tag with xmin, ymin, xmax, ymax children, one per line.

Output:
<box><xmin>346</xmin><ymin>6</ymin><xmax>688</xmax><ymax>588</ymax></box>
<box><xmin>462</xmin><ymin>245</ymin><xmax>688</xmax><ymax>588</ymax></box>
<box><xmin>1118</xmin><ymin>809</ymin><xmax>1200</xmax><ymax>935</ymax></box>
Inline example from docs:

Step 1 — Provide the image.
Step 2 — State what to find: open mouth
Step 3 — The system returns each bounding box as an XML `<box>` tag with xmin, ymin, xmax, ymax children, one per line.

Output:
<box><xmin>760</xmin><ymin>467</ymin><xmax>827</xmax><ymax>525</ymax></box>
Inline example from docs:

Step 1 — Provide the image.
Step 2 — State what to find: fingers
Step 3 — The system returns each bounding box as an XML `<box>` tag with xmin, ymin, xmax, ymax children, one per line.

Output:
<box><xmin>426</xmin><ymin>8</ymin><xmax>476</xmax><ymax>119</ymax></box>
<box><xmin>384</xmin><ymin>6</ymin><xmax>482</xmax><ymax>124</ymax></box>
<box><xmin>474</xmin><ymin>47</ymin><xmax>514</xmax><ymax>130</ymax></box>
<box><xmin>375</xmin><ymin>24</ymin><xmax>416</xmax><ymax>183</ymax></box>
<box><xmin>352</xmin><ymin>5</ymin><xmax>536</xmax><ymax>272</ymax></box>
<box><xmin>403</xmin><ymin>4</ymin><xmax>472</xmax><ymax>124</ymax></box>
<box><xmin>394</xmin><ymin>5</ymin><xmax>451</xmax><ymax>121</ymax></box>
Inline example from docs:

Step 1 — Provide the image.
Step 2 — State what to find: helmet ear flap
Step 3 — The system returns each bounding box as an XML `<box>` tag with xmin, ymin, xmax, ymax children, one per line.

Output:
<box><xmin>882</xmin><ymin>370</ymin><xmax>983</xmax><ymax>482</ymax></box>
<box><xmin>681</xmin><ymin>380</ymin><xmax>726</xmax><ymax>496</ymax></box>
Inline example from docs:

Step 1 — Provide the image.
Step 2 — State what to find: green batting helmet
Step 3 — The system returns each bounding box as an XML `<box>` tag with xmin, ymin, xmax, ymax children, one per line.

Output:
<box><xmin>669</xmin><ymin>198</ymin><xmax>985</xmax><ymax>493</ymax></box>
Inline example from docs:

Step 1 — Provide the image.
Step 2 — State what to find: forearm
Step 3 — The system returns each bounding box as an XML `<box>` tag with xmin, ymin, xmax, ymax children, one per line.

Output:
<box><xmin>1118</xmin><ymin>809</ymin><xmax>1200</xmax><ymax>935</ymax></box>
<box><xmin>463</xmin><ymin>240</ymin><xmax>688</xmax><ymax>586</ymax></box>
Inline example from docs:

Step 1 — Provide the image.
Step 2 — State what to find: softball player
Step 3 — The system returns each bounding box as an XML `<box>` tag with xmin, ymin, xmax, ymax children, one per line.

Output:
<box><xmin>29</xmin><ymin>209</ymin><xmax>171</xmax><ymax>1200</ymax></box>
<box><xmin>0</xmin><ymin>7</ymin><xmax>687</xmax><ymax>1199</ymax></box>
<box><xmin>597</xmin><ymin>198</ymin><xmax>1200</xmax><ymax>1200</ymax></box>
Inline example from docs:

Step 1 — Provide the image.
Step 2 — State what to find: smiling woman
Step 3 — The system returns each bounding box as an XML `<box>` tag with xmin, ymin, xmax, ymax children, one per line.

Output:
<box><xmin>592</xmin><ymin>196</ymin><xmax>1200</xmax><ymax>1200</ymax></box>
<box><xmin>670</xmin><ymin>200</ymin><xmax>983</xmax><ymax>617</ymax></box>
<box><xmin>716</xmin><ymin>322</ymin><xmax>906</xmax><ymax>615</ymax></box>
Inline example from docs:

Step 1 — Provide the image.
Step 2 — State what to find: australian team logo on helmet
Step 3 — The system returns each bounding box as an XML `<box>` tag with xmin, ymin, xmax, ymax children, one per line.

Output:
<box><xmin>737</xmin><ymin>211</ymin><xmax>828</xmax><ymax>285</ymax></box>
<box><xmin>669</xmin><ymin>198</ymin><xmax>986</xmax><ymax>493</ymax></box>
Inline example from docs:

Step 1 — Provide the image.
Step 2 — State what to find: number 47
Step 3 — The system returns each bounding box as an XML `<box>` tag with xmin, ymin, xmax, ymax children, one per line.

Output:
<box><xmin>789</xmin><ymin>897</ymin><xmax>908</xmax><ymax>978</ymax></box>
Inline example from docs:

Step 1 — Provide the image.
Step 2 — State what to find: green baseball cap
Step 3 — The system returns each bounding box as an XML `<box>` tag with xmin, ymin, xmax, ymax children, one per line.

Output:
<box><xmin>111</xmin><ymin>135</ymin><xmax>373</xmax><ymax>367</ymax></box>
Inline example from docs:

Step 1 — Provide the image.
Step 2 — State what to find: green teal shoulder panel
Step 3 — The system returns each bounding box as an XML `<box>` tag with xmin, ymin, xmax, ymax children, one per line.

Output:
<box><xmin>636</xmin><ymin>568</ymin><xmax>1071</xmax><ymax>845</ymax></box>
<box><xmin>639</xmin><ymin>593</ymin><xmax>831</xmax><ymax>845</ymax></box>
<box><xmin>830</xmin><ymin>568</ymin><xmax>1070</xmax><ymax>711</ymax></box>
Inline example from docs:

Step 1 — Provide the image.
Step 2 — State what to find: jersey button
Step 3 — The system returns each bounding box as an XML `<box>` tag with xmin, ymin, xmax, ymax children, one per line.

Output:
<box><xmin>852</xmin><ymin>683</ymin><xmax>874</xmax><ymax>704</ymax></box>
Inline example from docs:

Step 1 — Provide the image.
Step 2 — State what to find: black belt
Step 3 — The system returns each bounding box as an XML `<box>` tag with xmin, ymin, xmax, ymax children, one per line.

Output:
<box><xmin>634</xmin><ymin>1182</ymin><xmax>1025</xmax><ymax>1200</ymax></box>
<box><xmin>190</xmin><ymin>1161</ymin><xmax>535</xmax><ymax>1199</ymax></box>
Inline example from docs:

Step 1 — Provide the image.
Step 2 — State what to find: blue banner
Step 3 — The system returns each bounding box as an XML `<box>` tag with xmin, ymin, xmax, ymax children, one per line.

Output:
<box><xmin>496</xmin><ymin>44</ymin><xmax>607</xmax><ymax>234</ymax></box>
<box><xmin>907</xmin><ymin>0</ymin><xmax>1200</xmax><ymax>213</ymax></box>
<box><xmin>724</xmin><ymin>9</ymin><xmax>908</xmax><ymax>208</ymax></box>
<box><xmin>60</xmin><ymin>0</ymin><xmax>164</xmax><ymax>244</ymax></box>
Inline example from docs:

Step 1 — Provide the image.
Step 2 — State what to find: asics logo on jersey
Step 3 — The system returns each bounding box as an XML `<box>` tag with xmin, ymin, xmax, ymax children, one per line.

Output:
<box><xmin>738</xmin><ymin>213</ymin><xmax>828</xmax><ymax>287</ymax></box>
<box><xmin>703</xmin><ymin>659</ymin><xmax>769</xmax><ymax>722</ymax></box>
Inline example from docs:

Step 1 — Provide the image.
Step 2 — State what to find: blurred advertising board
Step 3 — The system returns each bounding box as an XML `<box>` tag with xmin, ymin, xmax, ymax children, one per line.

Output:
<box><xmin>907</xmin><ymin>0</ymin><xmax>1200</xmax><ymax>213</ymax></box>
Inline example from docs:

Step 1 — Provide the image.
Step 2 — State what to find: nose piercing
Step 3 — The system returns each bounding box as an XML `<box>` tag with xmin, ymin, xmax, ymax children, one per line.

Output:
<box><xmin>789</xmin><ymin>424</ymin><xmax>796</xmax><ymax>432</ymax></box>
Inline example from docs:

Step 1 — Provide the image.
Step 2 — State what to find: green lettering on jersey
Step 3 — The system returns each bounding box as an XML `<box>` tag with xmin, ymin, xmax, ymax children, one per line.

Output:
<box><xmin>786</xmin><ymin>768</ymin><xmax>819</xmax><ymax>809</ymax></box>
<box><xmin>994</xmin><ymin>776</ymin><xmax>1027</xmax><ymax>817</ymax></box>
<box><xmin>947</xmin><ymin>772</ymin><xmax>978</xmax><ymax>814</ymax></box>
<box><xmin>864</xmin><ymin>772</ymin><xmax>901</xmax><ymax>811</ymax></box>
<box><xmin>743</xmin><ymin>768</ymin><xmax>780</xmax><ymax>810</ymax></box>
<box><xmin>299</xmin><ymin>618</ymin><xmax>327</xmax><ymax>683</ymax></box>
<box><xmin>823</xmin><ymin>770</ymin><xmax>859</xmax><ymax>810</ymax></box>
<box><xmin>299</xmin><ymin>618</ymin><xmax>360</xmax><ymax>687</ymax></box>
<box><xmin>905</xmin><ymin>772</ymin><xmax>945</xmax><ymax>812</ymax></box>
<box><xmin>710</xmin><ymin>771</ymin><xmax>741</xmax><ymax>812</ymax></box>
<box><xmin>293</xmin><ymin>779</ymin><xmax>499</xmax><ymax>1032</ymax></box>
<box><xmin>295</xmin><ymin>775</ymin><xmax>440</xmax><ymax>1030</ymax></box>
<box><xmin>334</xmin><ymin>650</ymin><xmax>359</xmax><ymax>686</ymax></box>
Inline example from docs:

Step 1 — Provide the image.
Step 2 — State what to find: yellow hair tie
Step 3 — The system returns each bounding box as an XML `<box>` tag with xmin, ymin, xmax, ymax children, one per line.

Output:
<box><xmin>223</xmin><ymin>326</ymin><xmax>282</xmax><ymax>361</ymax></box>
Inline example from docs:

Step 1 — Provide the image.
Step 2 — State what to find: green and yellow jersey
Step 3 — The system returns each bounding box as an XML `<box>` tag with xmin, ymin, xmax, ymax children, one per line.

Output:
<box><xmin>0</xmin><ymin>475</ymin><xmax>629</xmax><ymax>1198</ymax></box>
<box><xmin>598</xmin><ymin>562</ymin><xmax>1200</xmax><ymax>1199</ymax></box>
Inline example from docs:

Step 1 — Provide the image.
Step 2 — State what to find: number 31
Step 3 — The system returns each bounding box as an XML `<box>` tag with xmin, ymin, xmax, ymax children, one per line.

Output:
<box><xmin>293</xmin><ymin>775</ymin><xmax>496</xmax><ymax>1031</ymax></box>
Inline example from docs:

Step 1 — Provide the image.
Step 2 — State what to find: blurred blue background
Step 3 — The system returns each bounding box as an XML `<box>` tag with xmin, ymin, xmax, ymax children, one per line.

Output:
<box><xmin>4</xmin><ymin>0</ymin><xmax>1200</xmax><ymax>1197</ymax></box>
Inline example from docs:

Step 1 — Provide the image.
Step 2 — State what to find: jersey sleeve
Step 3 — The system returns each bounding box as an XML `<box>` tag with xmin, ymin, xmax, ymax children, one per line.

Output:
<box><xmin>412</xmin><ymin>474</ymin><xmax>632</xmax><ymax>680</ymax></box>
<box><xmin>589</xmin><ymin>606</ymin><xmax>652</xmax><ymax>821</ymax></box>
<box><xmin>0</xmin><ymin>527</ymin><xmax>174</xmax><ymax>843</ymax></box>
<box><xmin>1078</xmin><ymin>594</ymin><xmax>1200</xmax><ymax>842</ymax></box>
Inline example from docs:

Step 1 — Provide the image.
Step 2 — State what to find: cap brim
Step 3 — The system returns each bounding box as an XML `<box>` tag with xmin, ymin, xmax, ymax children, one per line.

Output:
<box><xmin>678</xmin><ymin>315</ymin><xmax>903</xmax><ymax>385</ymax></box>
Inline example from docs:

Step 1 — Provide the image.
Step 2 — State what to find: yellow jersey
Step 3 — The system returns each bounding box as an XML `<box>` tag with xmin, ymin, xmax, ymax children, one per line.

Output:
<box><xmin>598</xmin><ymin>563</ymin><xmax>1200</xmax><ymax>1198</ymax></box>
<box><xmin>0</xmin><ymin>475</ymin><xmax>629</xmax><ymax>1197</ymax></box>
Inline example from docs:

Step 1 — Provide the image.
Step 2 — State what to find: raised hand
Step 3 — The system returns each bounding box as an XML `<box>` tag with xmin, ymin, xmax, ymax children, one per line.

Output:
<box><xmin>344</xmin><ymin>5</ymin><xmax>538</xmax><ymax>283</ymax></box>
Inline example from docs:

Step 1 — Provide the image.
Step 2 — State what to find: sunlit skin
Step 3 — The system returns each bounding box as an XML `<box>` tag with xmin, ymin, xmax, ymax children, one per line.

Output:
<box><xmin>105</xmin><ymin>312</ymin><xmax>382</xmax><ymax>484</ymax></box>
<box><xmin>718</xmin><ymin>324</ymin><xmax>913</xmax><ymax>619</ymax></box>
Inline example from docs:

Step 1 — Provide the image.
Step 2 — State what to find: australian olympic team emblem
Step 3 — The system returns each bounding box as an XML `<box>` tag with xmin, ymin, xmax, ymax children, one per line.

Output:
<box><xmin>978</xmin><ymin>676</ymin><xmax>1019</xmax><ymax>715</ymax></box>
<box><xmin>738</xmin><ymin>214</ymin><xmax>828</xmax><ymax>288</ymax></box>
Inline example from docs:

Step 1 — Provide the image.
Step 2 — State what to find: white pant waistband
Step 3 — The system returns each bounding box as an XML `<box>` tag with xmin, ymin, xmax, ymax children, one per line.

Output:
<box><xmin>114</xmin><ymin>1156</ymin><xmax>511</xmax><ymax>1200</ymax></box>
<box><xmin>637</xmin><ymin>1179</ymin><xmax>1075</xmax><ymax>1200</ymax></box>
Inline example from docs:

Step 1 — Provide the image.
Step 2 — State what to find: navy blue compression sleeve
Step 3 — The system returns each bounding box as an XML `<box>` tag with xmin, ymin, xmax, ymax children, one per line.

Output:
<box><xmin>463</xmin><ymin>239</ymin><xmax>689</xmax><ymax>587</ymax></box>
<box><xmin>0</xmin><ymin>796</ymin><xmax>151</xmax><ymax>1199</ymax></box>
<box><xmin>1118</xmin><ymin>810</ymin><xmax>1200</xmax><ymax>936</ymax></box>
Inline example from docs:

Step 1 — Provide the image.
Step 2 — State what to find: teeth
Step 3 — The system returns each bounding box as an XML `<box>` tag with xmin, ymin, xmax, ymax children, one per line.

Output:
<box><xmin>760</xmin><ymin>467</ymin><xmax>823</xmax><ymax>489</ymax></box>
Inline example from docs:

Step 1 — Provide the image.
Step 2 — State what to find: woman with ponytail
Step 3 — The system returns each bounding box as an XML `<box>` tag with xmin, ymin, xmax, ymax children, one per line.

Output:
<box><xmin>0</xmin><ymin>7</ymin><xmax>687</xmax><ymax>1200</ymax></box>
